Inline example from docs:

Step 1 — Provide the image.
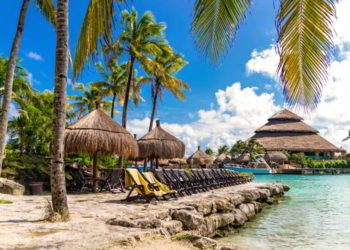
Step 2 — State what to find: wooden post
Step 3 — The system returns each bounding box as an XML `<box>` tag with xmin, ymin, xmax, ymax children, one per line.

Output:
<box><xmin>155</xmin><ymin>158</ymin><xmax>159</xmax><ymax>169</ymax></box>
<box><xmin>92</xmin><ymin>152</ymin><xmax>98</xmax><ymax>192</ymax></box>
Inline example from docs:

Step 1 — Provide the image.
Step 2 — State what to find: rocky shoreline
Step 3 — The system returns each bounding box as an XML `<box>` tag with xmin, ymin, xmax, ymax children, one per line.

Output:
<box><xmin>108</xmin><ymin>183</ymin><xmax>289</xmax><ymax>250</ymax></box>
<box><xmin>0</xmin><ymin>183</ymin><xmax>289</xmax><ymax>250</ymax></box>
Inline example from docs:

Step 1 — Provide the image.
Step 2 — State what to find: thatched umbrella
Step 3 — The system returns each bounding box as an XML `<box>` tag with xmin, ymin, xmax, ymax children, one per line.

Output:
<box><xmin>137</xmin><ymin>120</ymin><xmax>185</xmax><ymax>168</ymax></box>
<box><xmin>235</xmin><ymin>153</ymin><xmax>250</xmax><ymax>164</ymax></box>
<box><xmin>264</xmin><ymin>151</ymin><xmax>288</xmax><ymax>163</ymax></box>
<box><xmin>214</xmin><ymin>153</ymin><xmax>231</xmax><ymax>165</ymax></box>
<box><xmin>65</xmin><ymin>109</ymin><xmax>138</xmax><ymax>191</ymax></box>
<box><xmin>187</xmin><ymin>146</ymin><xmax>213</xmax><ymax>168</ymax></box>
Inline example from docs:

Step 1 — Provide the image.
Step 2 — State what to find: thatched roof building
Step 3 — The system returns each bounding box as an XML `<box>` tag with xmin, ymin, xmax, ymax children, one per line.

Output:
<box><xmin>137</xmin><ymin>120</ymin><xmax>185</xmax><ymax>160</ymax></box>
<box><xmin>65</xmin><ymin>109</ymin><xmax>138</xmax><ymax>157</ymax></box>
<box><xmin>187</xmin><ymin>147</ymin><xmax>213</xmax><ymax>167</ymax></box>
<box><xmin>235</xmin><ymin>153</ymin><xmax>250</xmax><ymax>163</ymax></box>
<box><xmin>252</xmin><ymin>109</ymin><xmax>341</xmax><ymax>156</ymax></box>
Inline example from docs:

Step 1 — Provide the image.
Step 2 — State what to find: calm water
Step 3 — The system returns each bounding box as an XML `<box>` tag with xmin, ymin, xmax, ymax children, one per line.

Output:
<box><xmin>220</xmin><ymin>175</ymin><xmax>350</xmax><ymax>250</ymax></box>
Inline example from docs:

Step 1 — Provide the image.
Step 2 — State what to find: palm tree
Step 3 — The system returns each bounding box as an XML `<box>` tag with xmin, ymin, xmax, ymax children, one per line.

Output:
<box><xmin>108</xmin><ymin>9</ymin><xmax>168</xmax><ymax>128</ymax></box>
<box><xmin>95</xmin><ymin>61</ymin><xmax>128</xmax><ymax>118</ymax></box>
<box><xmin>143</xmin><ymin>52</ymin><xmax>189</xmax><ymax>131</ymax></box>
<box><xmin>217</xmin><ymin>145</ymin><xmax>230</xmax><ymax>155</ymax></box>
<box><xmin>192</xmin><ymin>0</ymin><xmax>338</xmax><ymax>109</ymax></box>
<box><xmin>69</xmin><ymin>83</ymin><xmax>112</xmax><ymax>118</ymax></box>
<box><xmin>50</xmin><ymin>0</ymin><xmax>69</xmax><ymax>220</ymax></box>
<box><xmin>0</xmin><ymin>0</ymin><xmax>55</xmax><ymax>176</ymax></box>
<box><xmin>205</xmin><ymin>147</ymin><xmax>214</xmax><ymax>156</ymax></box>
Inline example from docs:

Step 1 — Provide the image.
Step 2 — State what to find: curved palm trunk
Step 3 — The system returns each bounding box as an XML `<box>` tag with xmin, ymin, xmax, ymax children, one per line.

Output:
<box><xmin>110</xmin><ymin>92</ymin><xmax>116</xmax><ymax>118</ymax></box>
<box><xmin>119</xmin><ymin>58</ymin><xmax>134</xmax><ymax>168</ymax></box>
<box><xmin>148</xmin><ymin>80</ymin><xmax>160</xmax><ymax>132</ymax></box>
<box><xmin>50</xmin><ymin>0</ymin><xmax>69</xmax><ymax>220</ymax></box>
<box><xmin>0</xmin><ymin>0</ymin><xmax>30</xmax><ymax>176</ymax></box>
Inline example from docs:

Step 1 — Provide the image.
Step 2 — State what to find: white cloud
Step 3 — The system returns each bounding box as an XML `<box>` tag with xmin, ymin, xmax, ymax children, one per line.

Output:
<box><xmin>245</xmin><ymin>45</ymin><xmax>278</xmax><ymax>79</ymax></box>
<box><xmin>26</xmin><ymin>51</ymin><xmax>43</xmax><ymax>61</ymax></box>
<box><xmin>128</xmin><ymin>83</ymin><xmax>280</xmax><ymax>155</ymax></box>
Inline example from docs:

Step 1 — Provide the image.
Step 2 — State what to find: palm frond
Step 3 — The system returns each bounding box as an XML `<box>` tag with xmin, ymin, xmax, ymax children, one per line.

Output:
<box><xmin>34</xmin><ymin>0</ymin><xmax>56</xmax><ymax>26</ymax></box>
<box><xmin>277</xmin><ymin>0</ymin><xmax>338</xmax><ymax>109</ymax></box>
<box><xmin>192</xmin><ymin>0</ymin><xmax>251</xmax><ymax>62</ymax></box>
<box><xmin>73</xmin><ymin>0</ymin><xmax>119</xmax><ymax>78</ymax></box>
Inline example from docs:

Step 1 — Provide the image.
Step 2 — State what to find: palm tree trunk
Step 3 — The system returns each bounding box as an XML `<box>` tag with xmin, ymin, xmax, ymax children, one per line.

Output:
<box><xmin>111</xmin><ymin>92</ymin><xmax>116</xmax><ymax>118</ymax></box>
<box><xmin>148</xmin><ymin>80</ymin><xmax>160</xmax><ymax>132</ymax></box>
<box><xmin>92</xmin><ymin>152</ymin><xmax>98</xmax><ymax>192</ymax></box>
<box><xmin>121</xmin><ymin>57</ymin><xmax>135</xmax><ymax>128</ymax></box>
<box><xmin>0</xmin><ymin>0</ymin><xmax>29</xmax><ymax>176</ymax></box>
<box><xmin>50</xmin><ymin>0</ymin><xmax>69</xmax><ymax>220</ymax></box>
<box><xmin>119</xmin><ymin>57</ymin><xmax>134</xmax><ymax>168</ymax></box>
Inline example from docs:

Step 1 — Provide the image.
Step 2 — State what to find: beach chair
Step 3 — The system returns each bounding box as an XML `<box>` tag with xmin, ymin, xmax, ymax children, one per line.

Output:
<box><xmin>193</xmin><ymin>169</ymin><xmax>215</xmax><ymax>189</ymax></box>
<box><xmin>184</xmin><ymin>169</ymin><xmax>208</xmax><ymax>192</ymax></box>
<box><xmin>66</xmin><ymin>166</ymin><xmax>101</xmax><ymax>192</ymax></box>
<box><xmin>142</xmin><ymin>172</ymin><xmax>177</xmax><ymax>199</ymax></box>
<box><xmin>157</xmin><ymin>169</ymin><xmax>186</xmax><ymax>196</ymax></box>
<box><xmin>169</xmin><ymin>169</ymin><xmax>193</xmax><ymax>195</ymax></box>
<box><xmin>124</xmin><ymin>168</ymin><xmax>168</xmax><ymax>202</ymax></box>
<box><xmin>99</xmin><ymin>168</ymin><xmax>125</xmax><ymax>193</ymax></box>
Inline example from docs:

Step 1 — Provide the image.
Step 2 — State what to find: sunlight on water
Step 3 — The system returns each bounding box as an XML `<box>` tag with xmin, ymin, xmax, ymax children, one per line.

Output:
<box><xmin>219</xmin><ymin>175</ymin><xmax>350</xmax><ymax>250</ymax></box>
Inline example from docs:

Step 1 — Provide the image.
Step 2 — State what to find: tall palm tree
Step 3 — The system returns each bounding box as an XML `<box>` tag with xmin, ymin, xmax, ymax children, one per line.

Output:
<box><xmin>0</xmin><ymin>0</ymin><xmax>55</xmax><ymax>176</ymax></box>
<box><xmin>69</xmin><ymin>83</ymin><xmax>112</xmax><ymax>118</ymax></box>
<box><xmin>108</xmin><ymin>9</ymin><xmax>168</xmax><ymax>128</ymax></box>
<box><xmin>192</xmin><ymin>0</ymin><xmax>338</xmax><ymax>109</ymax></box>
<box><xmin>51</xmin><ymin>0</ymin><xmax>69</xmax><ymax>220</ymax></box>
<box><xmin>143</xmin><ymin>52</ymin><xmax>189</xmax><ymax>131</ymax></box>
<box><xmin>217</xmin><ymin>145</ymin><xmax>230</xmax><ymax>155</ymax></box>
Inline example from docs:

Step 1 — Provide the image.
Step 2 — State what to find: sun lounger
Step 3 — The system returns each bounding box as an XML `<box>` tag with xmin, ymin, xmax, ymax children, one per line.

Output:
<box><xmin>142</xmin><ymin>172</ymin><xmax>176</xmax><ymax>199</ymax></box>
<box><xmin>124</xmin><ymin>168</ymin><xmax>168</xmax><ymax>202</ymax></box>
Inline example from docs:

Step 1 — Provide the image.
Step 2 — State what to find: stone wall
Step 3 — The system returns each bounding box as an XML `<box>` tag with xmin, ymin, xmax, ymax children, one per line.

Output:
<box><xmin>108</xmin><ymin>183</ymin><xmax>289</xmax><ymax>250</ymax></box>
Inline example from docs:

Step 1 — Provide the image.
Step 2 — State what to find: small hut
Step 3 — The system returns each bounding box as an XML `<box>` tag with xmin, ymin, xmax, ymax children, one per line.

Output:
<box><xmin>65</xmin><ymin>109</ymin><xmax>138</xmax><ymax>190</ymax></box>
<box><xmin>137</xmin><ymin>120</ymin><xmax>185</xmax><ymax>168</ymax></box>
<box><xmin>214</xmin><ymin>154</ymin><xmax>231</xmax><ymax>165</ymax></box>
<box><xmin>264</xmin><ymin>151</ymin><xmax>288</xmax><ymax>163</ymax></box>
<box><xmin>187</xmin><ymin>146</ymin><xmax>213</xmax><ymax>168</ymax></box>
<box><xmin>235</xmin><ymin>153</ymin><xmax>250</xmax><ymax>164</ymax></box>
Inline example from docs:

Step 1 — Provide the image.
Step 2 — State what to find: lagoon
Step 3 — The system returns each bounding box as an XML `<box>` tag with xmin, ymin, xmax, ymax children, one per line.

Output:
<box><xmin>220</xmin><ymin>175</ymin><xmax>350</xmax><ymax>250</ymax></box>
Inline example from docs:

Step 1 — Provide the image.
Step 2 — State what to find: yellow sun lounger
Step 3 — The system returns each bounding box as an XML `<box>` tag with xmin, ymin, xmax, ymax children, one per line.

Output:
<box><xmin>124</xmin><ymin>168</ymin><xmax>168</xmax><ymax>201</ymax></box>
<box><xmin>142</xmin><ymin>172</ymin><xmax>176</xmax><ymax>198</ymax></box>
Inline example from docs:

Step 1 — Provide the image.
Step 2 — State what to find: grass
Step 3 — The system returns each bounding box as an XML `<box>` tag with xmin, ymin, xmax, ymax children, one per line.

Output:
<box><xmin>0</xmin><ymin>199</ymin><xmax>13</xmax><ymax>204</ymax></box>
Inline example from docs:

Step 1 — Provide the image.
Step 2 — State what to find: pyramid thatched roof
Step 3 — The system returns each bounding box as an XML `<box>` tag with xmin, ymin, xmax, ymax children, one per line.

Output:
<box><xmin>235</xmin><ymin>153</ymin><xmax>250</xmax><ymax>163</ymax></box>
<box><xmin>252</xmin><ymin>109</ymin><xmax>341</xmax><ymax>153</ymax></box>
<box><xmin>65</xmin><ymin>109</ymin><xmax>138</xmax><ymax>157</ymax></box>
<box><xmin>187</xmin><ymin>147</ymin><xmax>213</xmax><ymax>166</ymax></box>
<box><xmin>137</xmin><ymin>120</ymin><xmax>185</xmax><ymax>159</ymax></box>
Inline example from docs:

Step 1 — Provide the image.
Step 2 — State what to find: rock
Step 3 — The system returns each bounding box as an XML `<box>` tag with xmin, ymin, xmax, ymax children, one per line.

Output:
<box><xmin>185</xmin><ymin>200</ymin><xmax>217</xmax><ymax>215</ymax></box>
<box><xmin>228</xmin><ymin>194</ymin><xmax>245</xmax><ymax>207</ymax></box>
<box><xmin>0</xmin><ymin>178</ymin><xmax>25</xmax><ymax>196</ymax></box>
<box><xmin>266</xmin><ymin>198</ymin><xmax>278</xmax><ymax>205</ymax></box>
<box><xmin>256</xmin><ymin>189</ymin><xmax>270</xmax><ymax>202</ymax></box>
<box><xmin>238</xmin><ymin>204</ymin><xmax>250</xmax><ymax>216</ymax></box>
<box><xmin>252</xmin><ymin>201</ymin><xmax>262</xmax><ymax>213</ymax></box>
<box><xmin>160</xmin><ymin>220</ymin><xmax>183</xmax><ymax>235</ymax></box>
<box><xmin>171</xmin><ymin>209</ymin><xmax>205</xmax><ymax>230</ymax></box>
<box><xmin>215</xmin><ymin>198</ymin><xmax>235</xmax><ymax>212</ymax></box>
<box><xmin>155</xmin><ymin>210</ymin><xmax>170</xmax><ymax>220</ymax></box>
<box><xmin>239</xmin><ymin>190</ymin><xmax>260</xmax><ymax>203</ymax></box>
<box><xmin>159</xmin><ymin>227</ymin><xmax>171</xmax><ymax>237</ymax></box>
<box><xmin>192</xmin><ymin>236</ymin><xmax>217</xmax><ymax>250</ymax></box>
<box><xmin>246</xmin><ymin>203</ymin><xmax>256</xmax><ymax>216</ymax></box>
<box><xmin>233</xmin><ymin>209</ymin><xmax>248</xmax><ymax>226</ymax></box>
<box><xmin>107</xmin><ymin>218</ymin><xmax>138</xmax><ymax>228</ymax></box>
<box><xmin>137</xmin><ymin>219</ymin><xmax>162</xmax><ymax>229</ymax></box>
<box><xmin>282</xmin><ymin>184</ymin><xmax>290</xmax><ymax>192</ymax></box>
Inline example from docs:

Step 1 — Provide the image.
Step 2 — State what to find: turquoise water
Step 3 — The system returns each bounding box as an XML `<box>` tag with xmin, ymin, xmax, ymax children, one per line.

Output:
<box><xmin>220</xmin><ymin>175</ymin><xmax>350</xmax><ymax>250</ymax></box>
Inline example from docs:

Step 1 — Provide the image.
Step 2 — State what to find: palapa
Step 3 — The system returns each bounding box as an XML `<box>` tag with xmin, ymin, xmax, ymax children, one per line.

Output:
<box><xmin>252</xmin><ymin>109</ymin><xmax>341</xmax><ymax>154</ymax></box>
<box><xmin>137</xmin><ymin>120</ymin><xmax>185</xmax><ymax>168</ymax></box>
<box><xmin>187</xmin><ymin>146</ymin><xmax>213</xmax><ymax>167</ymax></box>
<box><xmin>214</xmin><ymin>153</ymin><xmax>231</xmax><ymax>164</ymax></box>
<box><xmin>65</xmin><ymin>109</ymin><xmax>138</xmax><ymax>191</ymax></box>
<box><xmin>264</xmin><ymin>151</ymin><xmax>288</xmax><ymax>163</ymax></box>
<box><xmin>65</xmin><ymin>109</ymin><xmax>138</xmax><ymax>157</ymax></box>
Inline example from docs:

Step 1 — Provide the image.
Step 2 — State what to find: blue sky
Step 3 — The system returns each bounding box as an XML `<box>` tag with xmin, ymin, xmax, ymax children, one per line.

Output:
<box><xmin>0</xmin><ymin>0</ymin><xmax>282</xmax><ymax>124</ymax></box>
<box><xmin>3</xmin><ymin>1</ymin><xmax>350</xmax><ymax>153</ymax></box>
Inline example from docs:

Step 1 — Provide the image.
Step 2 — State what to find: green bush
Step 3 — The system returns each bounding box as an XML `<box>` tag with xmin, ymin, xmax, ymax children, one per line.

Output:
<box><xmin>289</xmin><ymin>153</ymin><xmax>350</xmax><ymax>168</ymax></box>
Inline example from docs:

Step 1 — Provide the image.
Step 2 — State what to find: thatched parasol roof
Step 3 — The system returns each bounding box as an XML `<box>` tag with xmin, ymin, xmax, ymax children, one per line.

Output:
<box><xmin>214</xmin><ymin>154</ymin><xmax>231</xmax><ymax>164</ymax></box>
<box><xmin>264</xmin><ymin>151</ymin><xmax>288</xmax><ymax>163</ymax></box>
<box><xmin>65</xmin><ymin>109</ymin><xmax>138</xmax><ymax>157</ymax></box>
<box><xmin>235</xmin><ymin>153</ymin><xmax>250</xmax><ymax>163</ymax></box>
<box><xmin>137</xmin><ymin>120</ymin><xmax>185</xmax><ymax>159</ymax></box>
<box><xmin>187</xmin><ymin>147</ymin><xmax>213</xmax><ymax>166</ymax></box>
<box><xmin>252</xmin><ymin>109</ymin><xmax>341</xmax><ymax>153</ymax></box>
<box><xmin>169</xmin><ymin>158</ymin><xmax>187</xmax><ymax>165</ymax></box>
